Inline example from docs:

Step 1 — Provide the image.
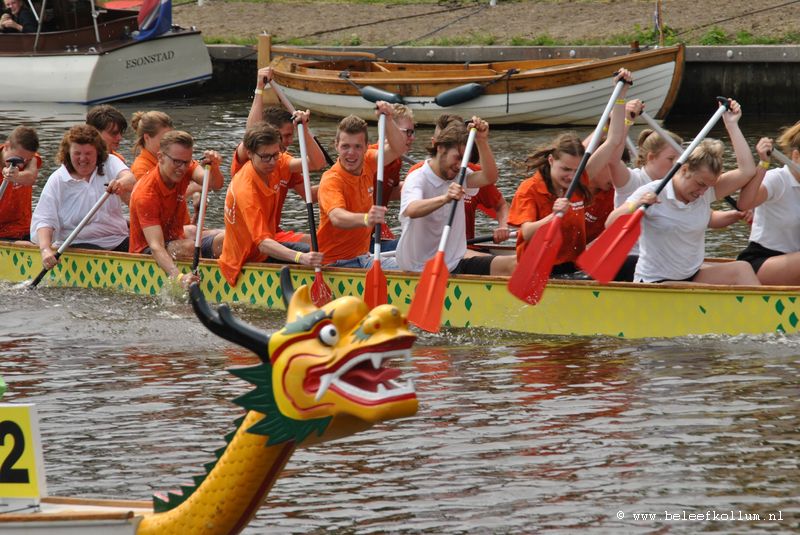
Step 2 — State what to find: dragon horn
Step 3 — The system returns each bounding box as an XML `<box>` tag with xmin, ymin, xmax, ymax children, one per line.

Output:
<box><xmin>189</xmin><ymin>283</ymin><xmax>270</xmax><ymax>363</ymax></box>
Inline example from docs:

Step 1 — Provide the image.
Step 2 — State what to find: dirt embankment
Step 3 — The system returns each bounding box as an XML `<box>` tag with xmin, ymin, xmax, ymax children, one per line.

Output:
<box><xmin>173</xmin><ymin>1</ymin><xmax>792</xmax><ymax>47</ymax></box>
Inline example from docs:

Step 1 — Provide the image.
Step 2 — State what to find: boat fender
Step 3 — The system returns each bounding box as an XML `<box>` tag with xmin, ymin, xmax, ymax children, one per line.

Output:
<box><xmin>360</xmin><ymin>86</ymin><xmax>405</xmax><ymax>104</ymax></box>
<box><xmin>434</xmin><ymin>83</ymin><xmax>485</xmax><ymax>108</ymax></box>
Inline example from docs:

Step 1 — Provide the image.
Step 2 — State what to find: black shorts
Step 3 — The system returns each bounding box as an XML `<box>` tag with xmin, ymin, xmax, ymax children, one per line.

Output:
<box><xmin>649</xmin><ymin>270</ymin><xmax>700</xmax><ymax>284</ymax></box>
<box><xmin>451</xmin><ymin>254</ymin><xmax>494</xmax><ymax>276</ymax></box>
<box><xmin>72</xmin><ymin>237</ymin><xmax>129</xmax><ymax>252</ymax></box>
<box><xmin>737</xmin><ymin>241</ymin><xmax>785</xmax><ymax>274</ymax></box>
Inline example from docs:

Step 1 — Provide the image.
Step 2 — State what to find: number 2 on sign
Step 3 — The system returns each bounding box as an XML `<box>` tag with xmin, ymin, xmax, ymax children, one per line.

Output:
<box><xmin>0</xmin><ymin>420</ymin><xmax>30</xmax><ymax>484</ymax></box>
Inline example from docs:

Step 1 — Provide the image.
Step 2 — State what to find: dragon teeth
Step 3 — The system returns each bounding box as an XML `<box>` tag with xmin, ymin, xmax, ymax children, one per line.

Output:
<box><xmin>315</xmin><ymin>373</ymin><xmax>333</xmax><ymax>401</ymax></box>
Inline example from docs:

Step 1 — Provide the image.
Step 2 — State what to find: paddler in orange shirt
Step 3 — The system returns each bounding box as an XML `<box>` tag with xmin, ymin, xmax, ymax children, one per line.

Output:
<box><xmin>317</xmin><ymin>102</ymin><xmax>406</xmax><ymax>268</ymax></box>
<box><xmin>0</xmin><ymin>126</ymin><xmax>41</xmax><ymax>242</ymax></box>
<box><xmin>230</xmin><ymin>67</ymin><xmax>327</xmax><ymax>250</ymax></box>
<box><xmin>218</xmin><ymin>119</ymin><xmax>324</xmax><ymax>286</ymax></box>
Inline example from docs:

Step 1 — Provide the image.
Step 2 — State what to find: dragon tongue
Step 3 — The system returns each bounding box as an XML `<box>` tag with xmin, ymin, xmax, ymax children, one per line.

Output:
<box><xmin>342</xmin><ymin>367</ymin><xmax>402</xmax><ymax>391</ymax></box>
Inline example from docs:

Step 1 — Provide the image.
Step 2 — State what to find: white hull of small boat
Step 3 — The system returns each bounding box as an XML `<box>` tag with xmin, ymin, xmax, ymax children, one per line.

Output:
<box><xmin>3</xmin><ymin>32</ymin><xmax>211</xmax><ymax>104</ymax></box>
<box><xmin>0</xmin><ymin>497</ymin><xmax>150</xmax><ymax>534</ymax></box>
<box><xmin>278</xmin><ymin>60</ymin><xmax>677</xmax><ymax>125</ymax></box>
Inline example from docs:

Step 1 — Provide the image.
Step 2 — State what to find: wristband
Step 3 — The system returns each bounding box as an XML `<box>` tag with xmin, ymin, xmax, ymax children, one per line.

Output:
<box><xmin>364</xmin><ymin>213</ymin><xmax>370</xmax><ymax>226</ymax></box>
<box><xmin>758</xmin><ymin>160</ymin><xmax>770</xmax><ymax>169</ymax></box>
<box><xmin>294</xmin><ymin>251</ymin><xmax>302</xmax><ymax>263</ymax></box>
<box><xmin>616</xmin><ymin>99</ymin><xmax>626</xmax><ymax>105</ymax></box>
<box><xmin>173</xmin><ymin>272</ymin><xmax>183</xmax><ymax>282</ymax></box>
<box><xmin>602</xmin><ymin>126</ymin><xmax>608</xmax><ymax>133</ymax></box>
<box><xmin>627</xmin><ymin>202</ymin><xmax>638</xmax><ymax>214</ymax></box>
<box><xmin>624</xmin><ymin>118</ymin><xmax>635</xmax><ymax>126</ymax></box>
<box><xmin>254</xmin><ymin>88</ymin><xmax>263</xmax><ymax>95</ymax></box>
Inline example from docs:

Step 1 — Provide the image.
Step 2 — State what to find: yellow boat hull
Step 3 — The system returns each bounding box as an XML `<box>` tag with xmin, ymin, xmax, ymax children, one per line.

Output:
<box><xmin>1</xmin><ymin>244</ymin><xmax>798</xmax><ymax>338</ymax></box>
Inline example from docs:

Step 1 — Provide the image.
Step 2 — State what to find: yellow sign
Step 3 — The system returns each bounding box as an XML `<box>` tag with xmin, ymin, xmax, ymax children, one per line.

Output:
<box><xmin>0</xmin><ymin>404</ymin><xmax>47</xmax><ymax>500</ymax></box>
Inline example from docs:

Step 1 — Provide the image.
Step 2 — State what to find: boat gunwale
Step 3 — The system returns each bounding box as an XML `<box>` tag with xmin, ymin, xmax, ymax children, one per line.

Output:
<box><xmin>1</xmin><ymin>241</ymin><xmax>795</xmax><ymax>296</ymax></box>
<box><xmin>272</xmin><ymin>45</ymin><xmax>683</xmax><ymax>90</ymax></box>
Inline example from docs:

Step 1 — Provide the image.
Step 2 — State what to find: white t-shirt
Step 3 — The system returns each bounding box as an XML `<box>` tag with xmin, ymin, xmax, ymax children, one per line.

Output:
<box><xmin>614</xmin><ymin>167</ymin><xmax>652</xmax><ymax>208</ymax></box>
<box><xmin>614</xmin><ymin>167</ymin><xmax>653</xmax><ymax>256</ymax></box>
<box><xmin>626</xmin><ymin>179</ymin><xmax>716</xmax><ymax>282</ymax></box>
<box><xmin>396</xmin><ymin>160</ymin><xmax>477</xmax><ymax>272</ymax></box>
<box><xmin>748</xmin><ymin>166</ymin><xmax>800</xmax><ymax>254</ymax></box>
<box><xmin>31</xmin><ymin>155</ymin><xmax>130</xmax><ymax>249</ymax></box>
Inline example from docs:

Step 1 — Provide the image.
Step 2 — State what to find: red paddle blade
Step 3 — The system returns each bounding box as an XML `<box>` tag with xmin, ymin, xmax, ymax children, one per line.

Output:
<box><xmin>407</xmin><ymin>251</ymin><xmax>449</xmax><ymax>333</ymax></box>
<box><xmin>577</xmin><ymin>210</ymin><xmax>644</xmax><ymax>283</ymax></box>
<box><xmin>507</xmin><ymin>218</ymin><xmax>563</xmax><ymax>305</ymax></box>
<box><xmin>364</xmin><ymin>260</ymin><xmax>388</xmax><ymax>309</ymax></box>
<box><xmin>310</xmin><ymin>269</ymin><xmax>333</xmax><ymax>307</ymax></box>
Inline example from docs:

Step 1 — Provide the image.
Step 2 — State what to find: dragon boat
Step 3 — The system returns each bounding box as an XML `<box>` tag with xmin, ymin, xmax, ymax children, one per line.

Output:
<box><xmin>268</xmin><ymin>44</ymin><xmax>684</xmax><ymax>126</ymax></box>
<box><xmin>0</xmin><ymin>271</ymin><xmax>418</xmax><ymax>533</ymax></box>
<box><xmin>1</xmin><ymin>242</ymin><xmax>799</xmax><ymax>338</ymax></box>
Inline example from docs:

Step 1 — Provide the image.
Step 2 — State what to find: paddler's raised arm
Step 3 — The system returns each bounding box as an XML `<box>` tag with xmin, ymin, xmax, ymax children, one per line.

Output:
<box><xmin>376</xmin><ymin>101</ymin><xmax>405</xmax><ymax>163</ymax></box>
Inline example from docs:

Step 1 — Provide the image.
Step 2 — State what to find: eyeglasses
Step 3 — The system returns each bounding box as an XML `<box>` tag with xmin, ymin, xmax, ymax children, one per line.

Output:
<box><xmin>255</xmin><ymin>150</ymin><xmax>281</xmax><ymax>163</ymax></box>
<box><xmin>399</xmin><ymin>127</ymin><xmax>416</xmax><ymax>138</ymax></box>
<box><xmin>163</xmin><ymin>153</ymin><xmax>192</xmax><ymax>168</ymax></box>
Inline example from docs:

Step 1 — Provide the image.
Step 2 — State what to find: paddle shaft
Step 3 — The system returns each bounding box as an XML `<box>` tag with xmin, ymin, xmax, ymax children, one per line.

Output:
<box><xmin>467</xmin><ymin>231</ymin><xmax>517</xmax><ymax>245</ymax></box>
<box><xmin>191</xmin><ymin>164</ymin><xmax>211</xmax><ymax>275</ymax></box>
<box><xmin>296</xmin><ymin>122</ymin><xmax>321</xmax><ymax>252</ymax></box>
<box><xmin>640</xmin><ymin>111</ymin><xmax>683</xmax><ymax>154</ymax></box>
<box><xmin>648</xmin><ymin>101</ymin><xmax>729</xmax><ymax>201</ymax></box>
<box><xmin>373</xmin><ymin>114</ymin><xmax>386</xmax><ymax>260</ymax></box>
<box><xmin>29</xmin><ymin>190</ymin><xmax>112</xmax><ymax>288</ymax></box>
<box><xmin>563</xmin><ymin>80</ymin><xmax>627</xmax><ymax>204</ymax></box>
<box><xmin>771</xmin><ymin>148</ymin><xmax>800</xmax><ymax>175</ymax></box>
<box><xmin>268</xmin><ymin>81</ymin><xmax>335</xmax><ymax>166</ymax></box>
<box><xmin>0</xmin><ymin>179</ymin><xmax>8</xmax><ymax>205</ymax></box>
<box><xmin>434</xmin><ymin>128</ymin><xmax>478</xmax><ymax>253</ymax></box>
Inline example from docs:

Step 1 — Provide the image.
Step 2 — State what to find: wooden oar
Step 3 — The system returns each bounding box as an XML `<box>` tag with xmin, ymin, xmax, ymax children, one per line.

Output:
<box><xmin>297</xmin><ymin>122</ymin><xmax>333</xmax><ymax>307</ymax></box>
<box><xmin>268</xmin><ymin>80</ymin><xmax>335</xmax><ymax>166</ymax></box>
<box><xmin>364</xmin><ymin>113</ymin><xmax>388</xmax><ymax>308</ymax></box>
<box><xmin>191</xmin><ymin>164</ymin><xmax>211</xmax><ymax>276</ymax></box>
<box><xmin>577</xmin><ymin>99</ymin><xmax>730</xmax><ymax>283</ymax></box>
<box><xmin>28</xmin><ymin>190</ymin><xmax>112</xmax><ymax>288</ymax></box>
<box><xmin>771</xmin><ymin>148</ymin><xmax>800</xmax><ymax>175</ymax></box>
<box><xmin>507</xmin><ymin>77</ymin><xmax>627</xmax><ymax>305</ymax></box>
<box><xmin>407</xmin><ymin>127</ymin><xmax>478</xmax><ymax>333</ymax></box>
<box><xmin>467</xmin><ymin>231</ymin><xmax>517</xmax><ymax>245</ymax></box>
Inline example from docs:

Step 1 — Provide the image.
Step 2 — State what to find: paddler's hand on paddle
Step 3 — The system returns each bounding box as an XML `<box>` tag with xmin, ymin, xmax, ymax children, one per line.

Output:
<box><xmin>365</xmin><ymin>205</ymin><xmax>387</xmax><ymax>227</ymax></box>
<box><xmin>199</xmin><ymin>150</ymin><xmax>222</xmax><ymax>169</ymax></box>
<box><xmin>756</xmin><ymin>136</ymin><xmax>773</xmax><ymax>163</ymax></box>
<box><xmin>493</xmin><ymin>226</ymin><xmax>511</xmax><ymax>243</ymax></box>
<box><xmin>626</xmin><ymin>99</ymin><xmax>644</xmax><ymax>122</ymax></box>
<box><xmin>40</xmin><ymin>247</ymin><xmax>58</xmax><ymax>270</ymax></box>
<box><xmin>374</xmin><ymin>100</ymin><xmax>395</xmax><ymax>118</ymax></box>
<box><xmin>468</xmin><ymin>116</ymin><xmax>489</xmax><ymax>138</ymax></box>
<box><xmin>291</xmin><ymin>109</ymin><xmax>311</xmax><ymax>125</ymax></box>
<box><xmin>635</xmin><ymin>191</ymin><xmax>659</xmax><ymax>209</ymax></box>
<box><xmin>442</xmin><ymin>181</ymin><xmax>464</xmax><ymax>205</ymax></box>
<box><xmin>106</xmin><ymin>179</ymin><xmax>125</xmax><ymax>196</ymax></box>
<box><xmin>552</xmin><ymin>197</ymin><xmax>570</xmax><ymax>215</ymax></box>
<box><xmin>296</xmin><ymin>251</ymin><xmax>324</xmax><ymax>268</ymax></box>
<box><xmin>722</xmin><ymin>99</ymin><xmax>742</xmax><ymax>124</ymax></box>
<box><xmin>614</xmin><ymin>68</ymin><xmax>633</xmax><ymax>96</ymax></box>
<box><xmin>257</xmin><ymin>66</ymin><xmax>273</xmax><ymax>89</ymax></box>
<box><xmin>171</xmin><ymin>271</ymin><xmax>200</xmax><ymax>290</ymax></box>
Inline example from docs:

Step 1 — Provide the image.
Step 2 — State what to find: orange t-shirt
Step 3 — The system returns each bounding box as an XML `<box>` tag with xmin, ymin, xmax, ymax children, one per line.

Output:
<box><xmin>131</xmin><ymin>149</ymin><xmax>158</xmax><ymax>180</ymax></box>
<box><xmin>507</xmin><ymin>170</ymin><xmax>587</xmax><ymax>265</ymax></box>
<box><xmin>0</xmin><ymin>145</ymin><xmax>42</xmax><ymax>239</ymax></box>
<box><xmin>231</xmin><ymin>148</ymin><xmax>304</xmax><ymax>234</ymax></box>
<box><xmin>317</xmin><ymin>150</ymin><xmax>378</xmax><ymax>263</ymax></box>
<box><xmin>128</xmin><ymin>164</ymin><xmax>193</xmax><ymax>253</ymax></box>
<box><xmin>584</xmin><ymin>186</ymin><xmax>614</xmax><ymax>243</ymax></box>
<box><xmin>218</xmin><ymin>161</ymin><xmax>283</xmax><ymax>285</ymax></box>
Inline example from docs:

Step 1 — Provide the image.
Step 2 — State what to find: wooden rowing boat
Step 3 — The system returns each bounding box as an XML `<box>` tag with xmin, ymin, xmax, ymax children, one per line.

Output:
<box><xmin>2</xmin><ymin>242</ymin><xmax>798</xmax><ymax>338</ymax></box>
<box><xmin>269</xmin><ymin>45</ymin><xmax>684</xmax><ymax>125</ymax></box>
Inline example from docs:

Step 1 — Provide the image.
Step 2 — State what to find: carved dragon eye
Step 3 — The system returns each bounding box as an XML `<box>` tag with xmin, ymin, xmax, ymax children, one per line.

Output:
<box><xmin>318</xmin><ymin>324</ymin><xmax>339</xmax><ymax>346</ymax></box>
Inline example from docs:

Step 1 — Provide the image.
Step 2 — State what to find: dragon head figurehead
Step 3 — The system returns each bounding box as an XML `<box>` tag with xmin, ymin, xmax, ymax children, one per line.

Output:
<box><xmin>188</xmin><ymin>267</ymin><xmax>418</xmax><ymax>446</ymax></box>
